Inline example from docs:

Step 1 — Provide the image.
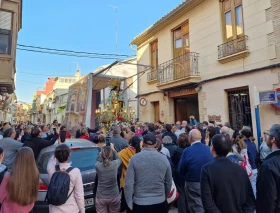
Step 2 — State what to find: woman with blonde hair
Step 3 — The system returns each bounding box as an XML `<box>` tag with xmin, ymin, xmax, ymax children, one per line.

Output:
<box><xmin>79</xmin><ymin>127</ymin><xmax>90</xmax><ymax>140</ymax></box>
<box><xmin>95</xmin><ymin>146</ymin><xmax>121</xmax><ymax>213</ymax></box>
<box><xmin>0</xmin><ymin>147</ymin><xmax>39</xmax><ymax>213</ymax></box>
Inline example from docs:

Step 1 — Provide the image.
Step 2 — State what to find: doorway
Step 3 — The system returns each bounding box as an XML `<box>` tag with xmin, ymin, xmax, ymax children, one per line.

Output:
<box><xmin>174</xmin><ymin>94</ymin><xmax>199</xmax><ymax>122</ymax></box>
<box><xmin>152</xmin><ymin>101</ymin><xmax>160</xmax><ymax>123</ymax></box>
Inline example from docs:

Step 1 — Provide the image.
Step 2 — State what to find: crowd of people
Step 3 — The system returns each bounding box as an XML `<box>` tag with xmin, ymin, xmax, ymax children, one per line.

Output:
<box><xmin>0</xmin><ymin>118</ymin><xmax>279</xmax><ymax>213</ymax></box>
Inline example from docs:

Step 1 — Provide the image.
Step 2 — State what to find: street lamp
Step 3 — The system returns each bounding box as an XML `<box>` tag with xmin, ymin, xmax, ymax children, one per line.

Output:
<box><xmin>109</xmin><ymin>5</ymin><xmax>118</xmax><ymax>56</ymax></box>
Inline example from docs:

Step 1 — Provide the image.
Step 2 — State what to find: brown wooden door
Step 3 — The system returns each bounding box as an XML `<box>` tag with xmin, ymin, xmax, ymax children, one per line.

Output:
<box><xmin>153</xmin><ymin>101</ymin><xmax>160</xmax><ymax>123</ymax></box>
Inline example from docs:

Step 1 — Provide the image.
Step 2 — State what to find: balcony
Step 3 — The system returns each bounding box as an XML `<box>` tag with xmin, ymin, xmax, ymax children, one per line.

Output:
<box><xmin>156</xmin><ymin>52</ymin><xmax>200</xmax><ymax>90</ymax></box>
<box><xmin>218</xmin><ymin>35</ymin><xmax>249</xmax><ymax>63</ymax></box>
<box><xmin>147</xmin><ymin>71</ymin><xmax>157</xmax><ymax>83</ymax></box>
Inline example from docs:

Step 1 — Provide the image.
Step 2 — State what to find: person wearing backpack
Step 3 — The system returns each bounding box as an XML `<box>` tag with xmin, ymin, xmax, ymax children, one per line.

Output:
<box><xmin>0</xmin><ymin>147</ymin><xmax>39</xmax><ymax>213</ymax></box>
<box><xmin>47</xmin><ymin>144</ymin><xmax>85</xmax><ymax>213</ymax></box>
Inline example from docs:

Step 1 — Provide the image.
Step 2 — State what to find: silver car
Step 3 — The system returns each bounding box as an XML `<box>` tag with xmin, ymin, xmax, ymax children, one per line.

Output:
<box><xmin>33</xmin><ymin>139</ymin><xmax>100</xmax><ymax>213</ymax></box>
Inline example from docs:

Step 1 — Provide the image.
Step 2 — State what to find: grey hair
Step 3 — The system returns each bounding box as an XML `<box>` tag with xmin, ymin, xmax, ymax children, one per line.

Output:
<box><xmin>3</xmin><ymin>128</ymin><xmax>15</xmax><ymax>138</ymax></box>
<box><xmin>270</xmin><ymin>124</ymin><xmax>280</xmax><ymax>148</ymax></box>
<box><xmin>113</xmin><ymin>126</ymin><xmax>121</xmax><ymax>135</ymax></box>
<box><xmin>224</xmin><ymin>122</ymin><xmax>231</xmax><ymax>128</ymax></box>
<box><xmin>242</xmin><ymin>126</ymin><xmax>251</xmax><ymax>131</ymax></box>
<box><xmin>24</xmin><ymin>126</ymin><xmax>32</xmax><ymax>132</ymax></box>
<box><xmin>162</xmin><ymin>136</ymin><xmax>173</xmax><ymax>144</ymax></box>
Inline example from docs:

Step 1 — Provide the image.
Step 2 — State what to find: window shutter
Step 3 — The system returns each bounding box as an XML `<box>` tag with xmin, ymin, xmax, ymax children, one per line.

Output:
<box><xmin>0</xmin><ymin>11</ymin><xmax>12</xmax><ymax>30</ymax></box>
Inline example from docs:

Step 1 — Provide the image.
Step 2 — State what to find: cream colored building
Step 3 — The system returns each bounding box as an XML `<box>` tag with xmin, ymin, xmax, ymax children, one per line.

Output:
<box><xmin>13</xmin><ymin>101</ymin><xmax>30</xmax><ymax>123</ymax></box>
<box><xmin>131</xmin><ymin>0</ymin><xmax>280</xmax><ymax>137</ymax></box>
<box><xmin>0</xmin><ymin>0</ymin><xmax>22</xmax><ymax>94</ymax></box>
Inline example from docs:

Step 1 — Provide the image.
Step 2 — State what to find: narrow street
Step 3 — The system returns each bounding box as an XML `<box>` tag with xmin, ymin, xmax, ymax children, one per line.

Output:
<box><xmin>0</xmin><ymin>0</ymin><xmax>280</xmax><ymax>213</ymax></box>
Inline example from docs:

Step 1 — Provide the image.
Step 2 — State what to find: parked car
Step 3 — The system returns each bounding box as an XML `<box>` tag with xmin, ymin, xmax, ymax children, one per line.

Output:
<box><xmin>32</xmin><ymin>138</ymin><xmax>100</xmax><ymax>213</ymax></box>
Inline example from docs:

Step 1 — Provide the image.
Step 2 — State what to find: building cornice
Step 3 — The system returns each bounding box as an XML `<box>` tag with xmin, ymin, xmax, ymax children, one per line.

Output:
<box><xmin>130</xmin><ymin>0</ymin><xmax>204</xmax><ymax>46</ymax></box>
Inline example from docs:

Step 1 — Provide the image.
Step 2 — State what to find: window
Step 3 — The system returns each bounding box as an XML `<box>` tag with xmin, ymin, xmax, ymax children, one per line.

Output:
<box><xmin>65</xmin><ymin>79</ymin><xmax>69</xmax><ymax>83</ymax></box>
<box><xmin>0</xmin><ymin>10</ymin><xmax>12</xmax><ymax>55</ymax></box>
<box><xmin>173</xmin><ymin>22</ymin><xmax>189</xmax><ymax>59</ymax></box>
<box><xmin>227</xmin><ymin>88</ymin><xmax>252</xmax><ymax>130</ymax></box>
<box><xmin>59</xmin><ymin>78</ymin><xmax>65</xmax><ymax>83</ymax></box>
<box><xmin>150</xmin><ymin>40</ymin><xmax>158</xmax><ymax>71</ymax></box>
<box><xmin>222</xmin><ymin>0</ymin><xmax>244</xmax><ymax>41</ymax></box>
<box><xmin>37</xmin><ymin>148</ymin><xmax>99</xmax><ymax>174</ymax></box>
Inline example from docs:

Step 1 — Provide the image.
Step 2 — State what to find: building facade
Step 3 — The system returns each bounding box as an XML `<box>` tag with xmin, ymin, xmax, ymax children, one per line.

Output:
<box><xmin>39</xmin><ymin>70</ymin><xmax>83</xmax><ymax>124</ymax></box>
<box><xmin>13</xmin><ymin>101</ymin><xmax>30</xmax><ymax>123</ymax></box>
<box><xmin>132</xmin><ymin>0</ymin><xmax>280</xmax><ymax>137</ymax></box>
<box><xmin>0</xmin><ymin>0</ymin><xmax>22</xmax><ymax>94</ymax></box>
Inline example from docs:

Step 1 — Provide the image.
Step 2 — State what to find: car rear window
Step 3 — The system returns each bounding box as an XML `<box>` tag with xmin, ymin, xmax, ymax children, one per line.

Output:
<box><xmin>37</xmin><ymin>148</ymin><xmax>99</xmax><ymax>174</ymax></box>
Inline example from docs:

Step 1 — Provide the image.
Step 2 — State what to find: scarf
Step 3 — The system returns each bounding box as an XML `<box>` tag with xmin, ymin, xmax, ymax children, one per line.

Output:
<box><xmin>119</xmin><ymin>147</ymin><xmax>136</xmax><ymax>187</ymax></box>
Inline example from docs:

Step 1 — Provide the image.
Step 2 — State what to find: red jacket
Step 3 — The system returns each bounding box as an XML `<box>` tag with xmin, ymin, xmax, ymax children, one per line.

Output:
<box><xmin>79</xmin><ymin>135</ymin><xmax>90</xmax><ymax>141</ymax></box>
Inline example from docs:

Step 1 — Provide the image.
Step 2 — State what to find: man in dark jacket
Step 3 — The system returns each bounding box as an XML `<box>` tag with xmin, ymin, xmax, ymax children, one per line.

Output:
<box><xmin>21</xmin><ymin>126</ymin><xmax>32</xmax><ymax>143</ymax></box>
<box><xmin>201</xmin><ymin>134</ymin><xmax>255</xmax><ymax>213</ymax></box>
<box><xmin>257</xmin><ymin>124</ymin><xmax>280</xmax><ymax>213</ymax></box>
<box><xmin>195</xmin><ymin>123</ymin><xmax>206</xmax><ymax>144</ymax></box>
<box><xmin>23</xmin><ymin>127</ymin><xmax>58</xmax><ymax>160</ymax></box>
<box><xmin>162</xmin><ymin>124</ymin><xmax>177</xmax><ymax>144</ymax></box>
<box><xmin>171</xmin><ymin>134</ymin><xmax>190</xmax><ymax>213</ymax></box>
<box><xmin>142</xmin><ymin>123</ymin><xmax>157</xmax><ymax>136</ymax></box>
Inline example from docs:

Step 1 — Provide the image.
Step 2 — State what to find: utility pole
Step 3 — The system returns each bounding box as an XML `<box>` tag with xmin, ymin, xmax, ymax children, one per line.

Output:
<box><xmin>109</xmin><ymin>5</ymin><xmax>118</xmax><ymax>56</ymax></box>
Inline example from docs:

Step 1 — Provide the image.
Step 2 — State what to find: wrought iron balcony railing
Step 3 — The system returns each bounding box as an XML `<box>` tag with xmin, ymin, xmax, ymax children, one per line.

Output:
<box><xmin>157</xmin><ymin>52</ymin><xmax>199</xmax><ymax>85</ymax></box>
<box><xmin>218</xmin><ymin>36</ymin><xmax>248</xmax><ymax>59</ymax></box>
<box><xmin>147</xmin><ymin>71</ymin><xmax>157</xmax><ymax>82</ymax></box>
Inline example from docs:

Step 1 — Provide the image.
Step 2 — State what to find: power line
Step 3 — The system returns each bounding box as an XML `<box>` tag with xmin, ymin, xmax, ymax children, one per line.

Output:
<box><xmin>16</xmin><ymin>79</ymin><xmax>44</xmax><ymax>85</ymax></box>
<box><xmin>17</xmin><ymin>71</ymin><xmax>57</xmax><ymax>76</ymax></box>
<box><xmin>17</xmin><ymin>44</ymin><xmax>135</xmax><ymax>57</ymax></box>
<box><xmin>17</xmin><ymin>48</ymin><xmax>130</xmax><ymax>60</ymax></box>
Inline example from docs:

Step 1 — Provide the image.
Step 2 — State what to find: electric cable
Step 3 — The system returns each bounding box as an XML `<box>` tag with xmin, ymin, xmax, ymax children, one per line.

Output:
<box><xmin>17</xmin><ymin>44</ymin><xmax>135</xmax><ymax>57</ymax></box>
<box><xmin>17</xmin><ymin>48</ymin><xmax>130</xmax><ymax>60</ymax></box>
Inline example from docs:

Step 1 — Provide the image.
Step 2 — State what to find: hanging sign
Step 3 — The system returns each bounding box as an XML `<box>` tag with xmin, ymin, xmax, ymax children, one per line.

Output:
<box><xmin>259</xmin><ymin>90</ymin><xmax>277</xmax><ymax>104</ymax></box>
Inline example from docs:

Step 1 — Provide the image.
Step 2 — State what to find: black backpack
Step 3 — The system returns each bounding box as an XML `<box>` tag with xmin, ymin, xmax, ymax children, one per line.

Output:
<box><xmin>46</xmin><ymin>165</ymin><xmax>74</xmax><ymax>206</ymax></box>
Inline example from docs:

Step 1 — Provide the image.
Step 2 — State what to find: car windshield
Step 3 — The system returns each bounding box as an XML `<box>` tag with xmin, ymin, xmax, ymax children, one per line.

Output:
<box><xmin>37</xmin><ymin>148</ymin><xmax>99</xmax><ymax>174</ymax></box>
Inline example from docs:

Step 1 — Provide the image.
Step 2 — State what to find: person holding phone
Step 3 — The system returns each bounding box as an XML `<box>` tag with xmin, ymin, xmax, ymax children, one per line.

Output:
<box><xmin>59</xmin><ymin>126</ymin><xmax>72</xmax><ymax>139</ymax></box>
<box><xmin>23</xmin><ymin>127</ymin><xmax>58</xmax><ymax>160</ymax></box>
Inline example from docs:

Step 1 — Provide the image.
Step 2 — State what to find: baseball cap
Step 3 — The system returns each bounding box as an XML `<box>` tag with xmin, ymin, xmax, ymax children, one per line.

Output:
<box><xmin>143</xmin><ymin>133</ymin><xmax>157</xmax><ymax>145</ymax></box>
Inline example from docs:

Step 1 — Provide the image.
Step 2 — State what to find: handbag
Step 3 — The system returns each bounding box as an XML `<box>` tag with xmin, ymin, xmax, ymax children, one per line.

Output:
<box><xmin>167</xmin><ymin>180</ymin><xmax>179</xmax><ymax>204</ymax></box>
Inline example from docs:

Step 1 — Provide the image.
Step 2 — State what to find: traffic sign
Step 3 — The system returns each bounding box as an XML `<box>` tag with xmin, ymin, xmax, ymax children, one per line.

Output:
<box><xmin>259</xmin><ymin>90</ymin><xmax>277</xmax><ymax>104</ymax></box>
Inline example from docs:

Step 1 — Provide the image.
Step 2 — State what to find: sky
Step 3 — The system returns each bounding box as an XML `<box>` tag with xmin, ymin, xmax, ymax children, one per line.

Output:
<box><xmin>16</xmin><ymin>0</ymin><xmax>184</xmax><ymax>103</ymax></box>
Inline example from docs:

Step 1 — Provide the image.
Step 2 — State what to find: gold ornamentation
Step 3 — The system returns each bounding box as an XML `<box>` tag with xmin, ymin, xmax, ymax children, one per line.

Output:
<box><xmin>109</xmin><ymin>79</ymin><xmax>121</xmax><ymax>90</ymax></box>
